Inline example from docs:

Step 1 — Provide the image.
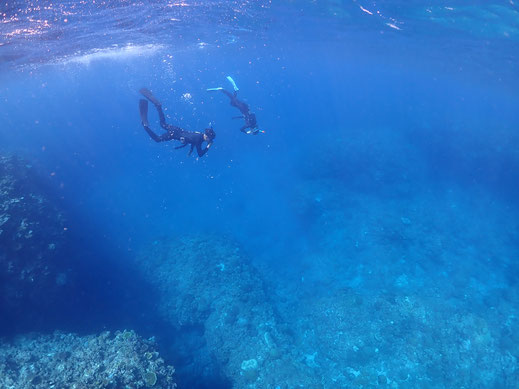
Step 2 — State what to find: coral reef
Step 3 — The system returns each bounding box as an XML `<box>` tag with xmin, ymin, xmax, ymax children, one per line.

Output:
<box><xmin>135</xmin><ymin>235</ymin><xmax>318</xmax><ymax>388</ymax></box>
<box><xmin>284</xmin><ymin>290</ymin><xmax>519</xmax><ymax>388</ymax></box>
<box><xmin>134</xmin><ymin>191</ymin><xmax>519</xmax><ymax>388</ymax></box>
<box><xmin>265</xmin><ymin>175</ymin><xmax>519</xmax><ymax>388</ymax></box>
<box><xmin>0</xmin><ymin>155</ymin><xmax>68</xmax><ymax>319</ymax></box>
<box><xmin>0</xmin><ymin>330</ymin><xmax>176</xmax><ymax>389</ymax></box>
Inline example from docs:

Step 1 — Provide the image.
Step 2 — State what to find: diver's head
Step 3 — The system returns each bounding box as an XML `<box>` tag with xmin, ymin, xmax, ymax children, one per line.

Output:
<box><xmin>204</xmin><ymin>128</ymin><xmax>216</xmax><ymax>142</ymax></box>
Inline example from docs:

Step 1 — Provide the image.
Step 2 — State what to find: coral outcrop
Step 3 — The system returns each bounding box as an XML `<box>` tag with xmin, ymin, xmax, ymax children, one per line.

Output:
<box><xmin>136</xmin><ymin>235</ymin><xmax>317</xmax><ymax>388</ymax></box>
<box><xmin>0</xmin><ymin>155</ymin><xmax>67</xmax><ymax>320</ymax></box>
<box><xmin>0</xmin><ymin>330</ymin><xmax>176</xmax><ymax>389</ymax></box>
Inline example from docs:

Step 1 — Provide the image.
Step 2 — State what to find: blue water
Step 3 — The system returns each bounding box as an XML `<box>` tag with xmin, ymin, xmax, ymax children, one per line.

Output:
<box><xmin>1</xmin><ymin>1</ymin><xmax>519</xmax><ymax>388</ymax></box>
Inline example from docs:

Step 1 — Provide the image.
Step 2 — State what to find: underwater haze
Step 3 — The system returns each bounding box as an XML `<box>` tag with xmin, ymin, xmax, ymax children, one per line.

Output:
<box><xmin>1</xmin><ymin>0</ymin><xmax>519</xmax><ymax>388</ymax></box>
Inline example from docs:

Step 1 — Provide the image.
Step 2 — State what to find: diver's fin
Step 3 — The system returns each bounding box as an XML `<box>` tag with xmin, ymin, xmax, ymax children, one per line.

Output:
<box><xmin>207</xmin><ymin>87</ymin><xmax>223</xmax><ymax>91</ymax></box>
<box><xmin>139</xmin><ymin>87</ymin><xmax>162</xmax><ymax>106</ymax></box>
<box><xmin>226</xmin><ymin>76</ymin><xmax>239</xmax><ymax>92</ymax></box>
<box><xmin>139</xmin><ymin>99</ymin><xmax>150</xmax><ymax>127</ymax></box>
<box><xmin>232</xmin><ymin>115</ymin><xmax>245</xmax><ymax>119</ymax></box>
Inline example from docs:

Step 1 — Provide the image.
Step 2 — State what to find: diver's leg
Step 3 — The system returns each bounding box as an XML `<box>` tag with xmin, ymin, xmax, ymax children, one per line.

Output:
<box><xmin>221</xmin><ymin>89</ymin><xmax>234</xmax><ymax>99</ymax></box>
<box><xmin>221</xmin><ymin>89</ymin><xmax>242</xmax><ymax>111</ymax></box>
<box><xmin>139</xmin><ymin>88</ymin><xmax>162</xmax><ymax>106</ymax></box>
<box><xmin>155</xmin><ymin>104</ymin><xmax>168</xmax><ymax>129</ymax></box>
<box><xmin>140</xmin><ymin>87</ymin><xmax>169</xmax><ymax>128</ymax></box>
<box><xmin>143</xmin><ymin>126</ymin><xmax>163</xmax><ymax>142</ymax></box>
<box><xmin>139</xmin><ymin>99</ymin><xmax>150</xmax><ymax>127</ymax></box>
<box><xmin>140</xmin><ymin>99</ymin><xmax>164</xmax><ymax>142</ymax></box>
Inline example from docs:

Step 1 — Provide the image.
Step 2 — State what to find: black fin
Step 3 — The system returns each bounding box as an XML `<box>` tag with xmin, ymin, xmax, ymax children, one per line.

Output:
<box><xmin>139</xmin><ymin>99</ymin><xmax>149</xmax><ymax>127</ymax></box>
<box><xmin>139</xmin><ymin>88</ymin><xmax>162</xmax><ymax>106</ymax></box>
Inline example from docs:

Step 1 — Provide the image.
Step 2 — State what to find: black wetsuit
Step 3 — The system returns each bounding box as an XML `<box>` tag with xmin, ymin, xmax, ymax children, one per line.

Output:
<box><xmin>222</xmin><ymin>90</ymin><xmax>258</xmax><ymax>134</ymax></box>
<box><xmin>139</xmin><ymin>89</ymin><xmax>212</xmax><ymax>157</ymax></box>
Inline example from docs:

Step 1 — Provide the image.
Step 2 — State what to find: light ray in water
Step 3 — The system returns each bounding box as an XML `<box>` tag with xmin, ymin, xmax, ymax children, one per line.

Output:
<box><xmin>54</xmin><ymin>44</ymin><xmax>164</xmax><ymax>66</ymax></box>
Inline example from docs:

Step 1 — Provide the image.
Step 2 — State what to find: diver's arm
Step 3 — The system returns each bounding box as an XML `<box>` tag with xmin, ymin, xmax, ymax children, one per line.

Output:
<box><xmin>196</xmin><ymin>143</ymin><xmax>210</xmax><ymax>157</ymax></box>
<box><xmin>188</xmin><ymin>144</ymin><xmax>194</xmax><ymax>156</ymax></box>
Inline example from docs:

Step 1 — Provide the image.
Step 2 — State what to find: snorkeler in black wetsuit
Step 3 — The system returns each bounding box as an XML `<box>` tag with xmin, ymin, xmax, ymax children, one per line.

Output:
<box><xmin>139</xmin><ymin>88</ymin><xmax>215</xmax><ymax>158</ymax></box>
<box><xmin>207</xmin><ymin>76</ymin><xmax>264</xmax><ymax>135</ymax></box>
